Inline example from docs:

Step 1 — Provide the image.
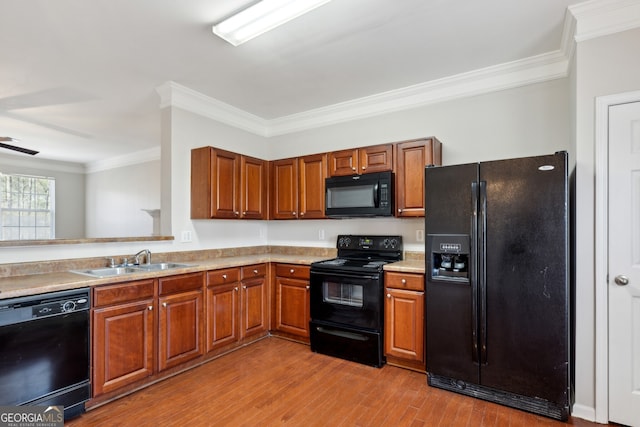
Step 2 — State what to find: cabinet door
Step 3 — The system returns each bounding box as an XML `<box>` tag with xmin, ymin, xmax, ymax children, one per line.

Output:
<box><xmin>271</xmin><ymin>158</ymin><xmax>299</xmax><ymax>219</ymax></box>
<box><xmin>328</xmin><ymin>149</ymin><xmax>358</xmax><ymax>176</ymax></box>
<box><xmin>206</xmin><ymin>282</ymin><xmax>240</xmax><ymax>352</ymax></box>
<box><xmin>212</xmin><ymin>149</ymin><xmax>241</xmax><ymax>219</ymax></box>
<box><xmin>241</xmin><ymin>155</ymin><xmax>268</xmax><ymax>219</ymax></box>
<box><xmin>158</xmin><ymin>290</ymin><xmax>204</xmax><ymax>371</ymax></box>
<box><xmin>241</xmin><ymin>276</ymin><xmax>268</xmax><ymax>339</ymax></box>
<box><xmin>359</xmin><ymin>144</ymin><xmax>393</xmax><ymax>174</ymax></box>
<box><xmin>384</xmin><ymin>288</ymin><xmax>424</xmax><ymax>363</ymax></box>
<box><xmin>190</xmin><ymin>147</ymin><xmax>240</xmax><ymax>219</ymax></box>
<box><xmin>275</xmin><ymin>276</ymin><xmax>310</xmax><ymax>338</ymax></box>
<box><xmin>298</xmin><ymin>154</ymin><xmax>326</xmax><ymax>219</ymax></box>
<box><xmin>395</xmin><ymin>138</ymin><xmax>442</xmax><ymax>217</ymax></box>
<box><xmin>92</xmin><ymin>299</ymin><xmax>155</xmax><ymax>396</ymax></box>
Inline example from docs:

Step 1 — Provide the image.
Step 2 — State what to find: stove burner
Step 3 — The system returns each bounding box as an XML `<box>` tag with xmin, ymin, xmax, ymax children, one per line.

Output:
<box><xmin>321</xmin><ymin>259</ymin><xmax>347</xmax><ymax>266</ymax></box>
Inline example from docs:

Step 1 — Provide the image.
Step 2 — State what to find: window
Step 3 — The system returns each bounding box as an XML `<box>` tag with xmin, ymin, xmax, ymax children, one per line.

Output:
<box><xmin>0</xmin><ymin>173</ymin><xmax>55</xmax><ymax>240</ymax></box>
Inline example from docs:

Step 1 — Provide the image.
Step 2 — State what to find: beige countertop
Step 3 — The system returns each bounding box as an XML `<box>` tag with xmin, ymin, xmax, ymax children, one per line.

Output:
<box><xmin>383</xmin><ymin>259</ymin><xmax>425</xmax><ymax>274</ymax></box>
<box><xmin>0</xmin><ymin>254</ymin><xmax>329</xmax><ymax>300</ymax></box>
<box><xmin>0</xmin><ymin>250</ymin><xmax>426</xmax><ymax>300</ymax></box>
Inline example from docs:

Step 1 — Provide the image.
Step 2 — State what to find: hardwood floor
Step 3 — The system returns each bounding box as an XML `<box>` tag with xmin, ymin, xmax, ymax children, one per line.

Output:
<box><xmin>68</xmin><ymin>337</ymin><xmax>600</xmax><ymax>427</ymax></box>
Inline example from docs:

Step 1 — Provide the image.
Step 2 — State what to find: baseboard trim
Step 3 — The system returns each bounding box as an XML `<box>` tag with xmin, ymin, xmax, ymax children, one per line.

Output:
<box><xmin>571</xmin><ymin>403</ymin><xmax>596</xmax><ymax>423</ymax></box>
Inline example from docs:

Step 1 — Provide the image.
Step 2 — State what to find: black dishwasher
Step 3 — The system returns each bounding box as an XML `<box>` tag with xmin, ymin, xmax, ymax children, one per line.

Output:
<box><xmin>0</xmin><ymin>288</ymin><xmax>91</xmax><ymax>420</ymax></box>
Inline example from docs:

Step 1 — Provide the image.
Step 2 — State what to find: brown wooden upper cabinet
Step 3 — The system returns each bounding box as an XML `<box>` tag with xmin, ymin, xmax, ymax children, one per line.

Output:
<box><xmin>191</xmin><ymin>147</ymin><xmax>268</xmax><ymax>219</ymax></box>
<box><xmin>328</xmin><ymin>144</ymin><xmax>393</xmax><ymax>176</ymax></box>
<box><xmin>271</xmin><ymin>154</ymin><xmax>327</xmax><ymax>219</ymax></box>
<box><xmin>394</xmin><ymin>138</ymin><xmax>442</xmax><ymax>217</ymax></box>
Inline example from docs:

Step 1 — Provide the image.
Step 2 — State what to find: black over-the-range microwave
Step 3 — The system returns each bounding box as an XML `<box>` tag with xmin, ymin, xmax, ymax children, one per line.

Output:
<box><xmin>325</xmin><ymin>171</ymin><xmax>394</xmax><ymax>218</ymax></box>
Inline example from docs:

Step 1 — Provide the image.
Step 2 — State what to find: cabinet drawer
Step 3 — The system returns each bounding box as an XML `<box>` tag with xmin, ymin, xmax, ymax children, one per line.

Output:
<box><xmin>385</xmin><ymin>272</ymin><xmax>424</xmax><ymax>291</ymax></box>
<box><xmin>207</xmin><ymin>268</ymin><xmax>240</xmax><ymax>286</ymax></box>
<box><xmin>241</xmin><ymin>264</ymin><xmax>267</xmax><ymax>279</ymax></box>
<box><xmin>93</xmin><ymin>279</ymin><xmax>155</xmax><ymax>307</ymax></box>
<box><xmin>275</xmin><ymin>264</ymin><xmax>310</xmax><ymax>279</ymax></box>
<box><xmin>159</xmin><ymin>272</ymin><xmax>204</xmax><ymax>295</ymax></box>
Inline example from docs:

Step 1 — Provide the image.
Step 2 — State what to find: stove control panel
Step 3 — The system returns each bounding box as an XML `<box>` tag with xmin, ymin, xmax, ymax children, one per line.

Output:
<box><xmin>337</xmin><ymin>235</ymin><xmax>402</xmax><ymax>251</ymax></box>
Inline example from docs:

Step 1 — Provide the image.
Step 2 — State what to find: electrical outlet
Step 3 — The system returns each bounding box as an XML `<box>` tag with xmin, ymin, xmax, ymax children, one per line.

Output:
<box><xmin>416</xmin><ymin>229</ymin><xmax>424</xmax><ymax>242</ymax></box>
<box><xmin>319</xmin><ymin>229</ymin><xmax>325</xmax><ymax>240</ymax></box>
<box><xmin>181</xmin><ymin>230</ymin><xmax>192</xmax><ymax>242</ymax></box>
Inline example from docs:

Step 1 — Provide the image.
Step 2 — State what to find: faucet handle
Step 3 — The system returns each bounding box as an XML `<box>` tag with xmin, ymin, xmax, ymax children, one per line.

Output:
<box><xmin>106</xmin><ymin>257</ymin><xmax>116</xmax><ymax>268</ymax></box>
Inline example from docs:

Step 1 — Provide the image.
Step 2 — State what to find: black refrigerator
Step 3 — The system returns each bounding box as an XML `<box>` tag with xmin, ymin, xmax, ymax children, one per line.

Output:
<box><xmin>424</xmin><ymin>152</ymin><xmax>572</xmax><ymax>420</ymax></box>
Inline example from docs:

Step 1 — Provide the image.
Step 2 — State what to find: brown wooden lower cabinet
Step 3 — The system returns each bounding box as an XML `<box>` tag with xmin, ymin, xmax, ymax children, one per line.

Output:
<box><xmin>91</xmin><ymin>272</ymin><xmax>205</xmax><ymax>398</ymax></box>
<box><xmin>92</xmin><ymin>279</ymin><xmax>156</xmax><ymax>396</ymax></box>
<box><xmin>384</xmin><ymin>271</ymin><xmax>425</xmax><ymax>372</ymax></box>
<box><xmin>90</xmin><ymin>263</ymin><xmax>428</xmax><ymax>406</ymax></box>
<box><xmin>273</xmin><ymin>263</ymin><xmax>310</xmax><ymax>341</ymax></box>
<box><xmin>206</xmin><ymin>264</ymin><xmax>268</xmax><ymax>353</ymax></box>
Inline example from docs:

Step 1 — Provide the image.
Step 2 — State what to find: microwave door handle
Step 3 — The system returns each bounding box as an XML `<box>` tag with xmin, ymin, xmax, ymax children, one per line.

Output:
<box><xmin>374</xmin><ymin>182</ymin><xmax>379</xmax><ymax>207</ymax></box>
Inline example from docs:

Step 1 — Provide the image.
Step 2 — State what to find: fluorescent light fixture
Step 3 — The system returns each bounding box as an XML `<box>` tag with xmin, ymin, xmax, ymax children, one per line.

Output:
<box><xmin>212</xmin><ymin>0</ymin><xmax>332</xmax><ymax>46</ymax></box>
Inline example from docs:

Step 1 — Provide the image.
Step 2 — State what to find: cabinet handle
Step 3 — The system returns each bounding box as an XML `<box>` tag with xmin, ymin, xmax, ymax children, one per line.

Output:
<box><xmin>148</xmin><ymin>305</ymin><xmax>153</xmax><ymax>311</ymax></box>
<box><xmin>290</xmin><ymin>269</ymin><xmax>295</xmax><ymax>274</ymax></box>
<box><xmin>222</xmin><ymin>274</ymin><xmax>227</xmax><ymax>279</ymax></box>
<box><xmin>162</xmin><ymin>302</ymin><xmax>167</xmax><ymax>308</ymax></box>
<box><xmin>306</xmin><ymin>285</ymin><xmax>310</xmax><ymax>290</ymax></box>
<box><xmin>386</xmin><ymin>293</ymin><xmax>391</xmax><ymax>298</ymax></box>
<box><xmin>401</xmin><ymin>279</ymin><xmax>407</xmax><ymax>284</ymax></box>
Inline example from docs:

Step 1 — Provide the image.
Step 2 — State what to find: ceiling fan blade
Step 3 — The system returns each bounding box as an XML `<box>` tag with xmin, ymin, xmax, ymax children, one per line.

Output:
<box><xmin>0</xmin><ymin>138</ymin><xmax>39</xmax><ymax>155</ymax></box>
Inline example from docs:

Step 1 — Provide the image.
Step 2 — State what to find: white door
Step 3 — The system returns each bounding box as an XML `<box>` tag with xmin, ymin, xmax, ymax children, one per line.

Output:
<box><xmin>609</xmin><ymin>101</ymin><xmax>640</xmax><ymax>427</ymax></box>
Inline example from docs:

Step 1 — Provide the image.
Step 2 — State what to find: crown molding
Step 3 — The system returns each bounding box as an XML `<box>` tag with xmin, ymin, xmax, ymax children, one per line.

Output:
<box><xmin>157</xmin><ymin>0</ymin><xmax>640</xmax><ymax>138</ymax></box>
<box><xmin>86</xmin><ymin>146</ymin><xmax>161</xmax><ymax>173</ymax></box>
<box><xmin>156</xmin><ymin>81</ymin><xmax>268</xmax><ymax>136</ymax></box>
<box><xmin>569</xmin><ymin>0</ymin><xmax>640</xmax><ymax>42</ymax></box>
<box><xmin>267</xmin><ymin>51</ymin><xmax>568</xmax><ymax>136</ymax></box>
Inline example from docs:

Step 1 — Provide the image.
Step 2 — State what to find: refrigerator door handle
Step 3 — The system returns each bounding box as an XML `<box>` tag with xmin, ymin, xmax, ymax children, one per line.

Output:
<box><xmin>479</xmin><ymin>180</ymin><xmax>488</xmax><ymax>365</ymax></box>
<box><xmin>471</xmin><ymin>181</ymin><xmax>480</xmax><ymax>364</ymax></box>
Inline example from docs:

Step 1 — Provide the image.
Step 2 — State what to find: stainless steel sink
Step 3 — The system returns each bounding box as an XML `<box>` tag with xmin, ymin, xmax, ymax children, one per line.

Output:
<box><xmin>71</xmin><ymin>263</ymin><xmax>192</xmax><ymax>278</ymax></box>
<box><xmin>133</xmin><ymin>263</ymin><xmax>191</xmax><ymax>271</ymax></box>
<box><xmin>71</xmin><ymin>267</ymin><xmax>141</xmax><ymax>278</ymax></box>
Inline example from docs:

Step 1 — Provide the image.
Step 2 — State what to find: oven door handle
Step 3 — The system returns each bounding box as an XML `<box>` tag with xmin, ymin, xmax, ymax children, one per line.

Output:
<box><xmin>310</xmin><ymin>270</ymin><xmax>380</xmax><ymax>281</ymax></box>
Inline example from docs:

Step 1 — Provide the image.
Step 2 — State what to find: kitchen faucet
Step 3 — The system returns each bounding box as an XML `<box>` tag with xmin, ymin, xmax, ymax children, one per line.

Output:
<box><xmin>133</xmin><ymin>249</ymin><xmax>152</xmax><ymax>265</ymax></box>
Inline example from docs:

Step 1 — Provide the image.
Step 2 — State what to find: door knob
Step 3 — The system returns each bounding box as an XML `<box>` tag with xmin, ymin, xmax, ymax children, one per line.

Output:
<box><xmin>614</xmin><ymin>275</ymin><xmax>629</xmax><ymax>286</ymax></box>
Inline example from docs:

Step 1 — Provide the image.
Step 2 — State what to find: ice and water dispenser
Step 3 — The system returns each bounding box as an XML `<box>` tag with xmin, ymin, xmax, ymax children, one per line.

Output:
<box><xmin>427</xmin><ymin>234</ymin><xmax>470</xmax><ymax>282</ymax></box>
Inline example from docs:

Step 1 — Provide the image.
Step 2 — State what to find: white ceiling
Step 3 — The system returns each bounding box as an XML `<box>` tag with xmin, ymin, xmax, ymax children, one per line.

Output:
<box><xmin>0</xmin><ymin>0</ymin><xmax>588</xmax><ymax>165</ymax></box>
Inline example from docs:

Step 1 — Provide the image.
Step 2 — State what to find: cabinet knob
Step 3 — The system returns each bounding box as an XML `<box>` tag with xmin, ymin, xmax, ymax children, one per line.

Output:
<box><xmin>234</xmin><ymin>287</ymin><xmax>239</xmax><ymax>292</ymax></box>
<box><xmin>386</xmin><ymin>293</ymin><xmax>391</xmax><ymax>298</ymax></box>
<box><xmin>148</xmin><ymin>305</ymin><xmax>153</xmax><ymax>311</ymax></box>
<box><xmin>234</xmin><ymin>211</ymin><xmax>239</xmax><ymax>216</ymax></box>
<box><xmin>253</xmin><ymin>269</ymin><xmax>258</xmax><ymax>274</ymax></box>
<box><xmin>352</xmin><ymin>166</ymin><xmax>356</xmax><ymax>171</ymax></box>
<box><xmin>300</xmin><ymin>212</ymin><xmax>304</xmax><ymax>216</ymax></box>
<box><xmin>361</xmin><ymin>166</ymin><xmax>366</xmax><ymax>170</ymax></box>
<box><xmin>243</xmin><ymin>285</ymin><xmax>247</xmax><ymax>289</ymax></box>
<box><xmin>306</xmin><ymin>285</ymin><xmax>310</xmax><ymax>290</ymax></box>
<box><xmin>398</xmin><ymin>208</ymin><xmax>403</xmax><ymax>213</ymax></box>
<box><xmin>222</xmin><ymin>274</ymin><xmax>227</xmax><ymax>279</ymax></box>
<box><xmin>401</xmin><ymin>279</ymin><xmax>406</xmax><ymax>284</ymax></box>
<box><xmin>162</xmin><ymin>302</ymin><xmax>167</xmax><ymax>308</ymax></box>
<box><xmin>292</xmin><ymin>212</ymin><xmax>297</xmax><ymax>216</ymax></box>
<box><xmin>290</xmin><ymin>269</ymin><xmax>295</xmax><ymax>274</ymax></box>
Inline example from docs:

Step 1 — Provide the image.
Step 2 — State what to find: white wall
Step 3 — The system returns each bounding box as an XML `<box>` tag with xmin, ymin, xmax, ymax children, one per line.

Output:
<box><xmin>85</xmin><ymin>160</ymin><xmax>161</xmax><ymax>238</ymax></box>
<box><xmin>572</xmin><ymin>27</ymin><xmax>640</xmax><ymax>419</ymax></box>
